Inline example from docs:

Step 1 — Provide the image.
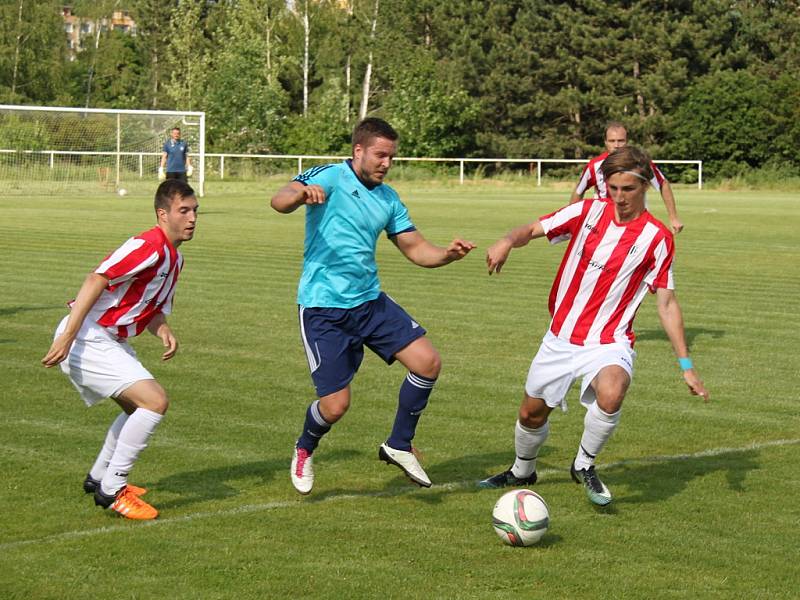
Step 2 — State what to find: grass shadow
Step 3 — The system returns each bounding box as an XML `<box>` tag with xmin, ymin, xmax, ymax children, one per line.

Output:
<box><xmin>608</xmin><ymin>449</ymin><xmax>759</xmax><ymax>505</ymax></box>
<box><xmin>634</xmin><ymin>326</ymin><xmax>726</xmax><ymax>346</ymax></box>
<box><xmin>0</xmin><ymin>305</ymin><xmax>64</xmax><ymax>318</ymax></box>
<box><xmin>155</xmin><ymin>448</ymin><xmax>361</xmax><ymax>509</ymax></box>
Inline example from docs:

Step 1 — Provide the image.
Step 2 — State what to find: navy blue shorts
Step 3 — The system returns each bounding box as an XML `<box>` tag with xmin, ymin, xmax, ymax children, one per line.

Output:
<box><xmin>298</xmin><ymin>292</ymin><xmax>427</xmax><ymax>397</ymax></box>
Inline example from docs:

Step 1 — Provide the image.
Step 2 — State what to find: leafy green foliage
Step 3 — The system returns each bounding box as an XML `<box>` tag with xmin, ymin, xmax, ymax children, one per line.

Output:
<box><xmin>666</xmin><ymin>70</ymin><xmax>800</xmax><ymax>178</ymax></box>
<box><xmin>3</xmin><ymin>1</ymin><xmax>800</xmax><ymax>175</ymax></box>
<box><xmin>383</xmin><ymin>56</ymin><xmax>480</xmax><ymax>157</ymax></box>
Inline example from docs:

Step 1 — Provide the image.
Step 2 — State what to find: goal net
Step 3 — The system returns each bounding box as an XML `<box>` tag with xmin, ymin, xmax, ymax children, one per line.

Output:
<box><xmin>0</xmin><ymin>105</ymin><xmax>205</xmax><ymax>196</ymax></box>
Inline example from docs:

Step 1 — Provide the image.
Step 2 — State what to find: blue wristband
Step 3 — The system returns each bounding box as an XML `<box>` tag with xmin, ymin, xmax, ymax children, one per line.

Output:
<box><xmin>678</xmin><ymin>357</ymin><xmax>693</xmax><ymax>371</ymax></box>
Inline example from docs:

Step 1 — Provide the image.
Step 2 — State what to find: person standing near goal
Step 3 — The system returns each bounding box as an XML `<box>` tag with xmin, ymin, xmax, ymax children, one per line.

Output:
<box><xmin>570</xmin><ymin>122</ymin><xmax>684</xmax><ymax>235</ymax></box>
<box><xmin>41</xmin><ymin>180</ymin><xmax>199</xmax><ymax>520</ymax></box>
<box><xmin>271</xmin><ymin>117</ymin><xmax>475</xmax><ymax>495</ymax></box>
<box><xmin>479</xmin><ymin>146</ymin><xmax>709</xmax><ymax>506</ymax></box>
<box><xmin>159</xmin><ymin>127</ymin><xmax>192</xmax><ymax>182</ymax></box>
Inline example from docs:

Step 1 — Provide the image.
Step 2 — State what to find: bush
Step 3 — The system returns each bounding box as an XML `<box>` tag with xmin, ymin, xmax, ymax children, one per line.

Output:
<box><xmin>666</xmin><ymin>70</ymin><xmax>800</xmax><ymax>179</ymax></box>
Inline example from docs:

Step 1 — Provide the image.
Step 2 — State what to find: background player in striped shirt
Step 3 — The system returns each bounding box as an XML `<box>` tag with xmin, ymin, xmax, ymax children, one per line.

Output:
<box><xmin>41</xmin><ymin>180</ymin><xmax>199</xmax><ymax>520</ymax></box>
<box><xmin>570</xmin><ymin>122</ymin><xmax>684</xmax><ymax>234</ymax></box>
<box><xmin>480</xmin><ymin>146</ymin><xmax>708</xmax><ymax>506</ymax></box>
<box><xmin>271</xmin><ymin>118</ymin><xmax>475</xmax><ymax>495</ymax></box>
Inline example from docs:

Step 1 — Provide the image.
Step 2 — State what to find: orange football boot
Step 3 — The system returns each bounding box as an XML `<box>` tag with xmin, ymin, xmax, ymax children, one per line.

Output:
<box><xmin>105</xmin><ymin>486</ymin><xmax>159</xmax><ymax>520</ymax></box>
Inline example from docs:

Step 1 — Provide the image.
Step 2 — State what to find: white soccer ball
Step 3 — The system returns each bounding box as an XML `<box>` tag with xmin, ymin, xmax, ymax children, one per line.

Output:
<box><xmin>492</xmin><ymin>489</ymin><xmax>549</xmax><ymax>546</ymax></box>
<box><xmin>117</xmin><ymin>188</ymin><xmax>128</xmax><ymax>197</ymax></box>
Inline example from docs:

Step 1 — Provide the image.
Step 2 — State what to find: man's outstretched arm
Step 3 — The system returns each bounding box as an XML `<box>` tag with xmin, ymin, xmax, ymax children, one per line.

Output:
<box><xmin>485</xmin><ymin>220</ymin><xmax>546</xmax><ymax>275</ymax></box>
<box><xmin>391</xmin><ymin>230</ymin><xmax>476</xmax><ymax>268</ymax></box>
<box><xmin>656</xmin><ymin>287</ymin><xmax>709</xmax><ymax>401</ymax></box>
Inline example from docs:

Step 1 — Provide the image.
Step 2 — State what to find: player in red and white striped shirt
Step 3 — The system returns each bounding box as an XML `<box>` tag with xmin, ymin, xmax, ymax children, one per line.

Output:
<box><xmin>41</xmin><ymin>180</ymin><xmax>198</xmax><ymax>520</ymax></box>
<box><xmin>480</xmin><ymin>146</ymin><xmax>708</xmax><ymax>507</ymax></box>
<box><xmin>570</xmin><ymin>122</ymin><xmax>684</xmax><ymax>234</ymax></box>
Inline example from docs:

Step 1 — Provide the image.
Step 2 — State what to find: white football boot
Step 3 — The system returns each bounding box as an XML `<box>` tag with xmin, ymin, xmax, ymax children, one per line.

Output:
<box><xmin>378</xmin><ymin>443</ymin><xmax>432</xmax><ymax>487</ymax></box>
<box><xmin>291</xmin><ymin>446</ymin><xmax>314</xmax><ymax>495</ymax></box>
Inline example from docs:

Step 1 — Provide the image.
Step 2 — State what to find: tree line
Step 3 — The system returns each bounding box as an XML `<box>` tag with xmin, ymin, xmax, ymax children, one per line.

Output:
<box><xmin>1</xmin><ymin>0</ymin><xmax>798</xmax><ymax>178</ymax></box>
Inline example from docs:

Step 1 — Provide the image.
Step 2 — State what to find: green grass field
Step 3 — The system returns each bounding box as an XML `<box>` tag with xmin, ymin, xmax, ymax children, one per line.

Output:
<box><xmin>1</xmin><ymin>182</ymin><xmax>798</xmax><ymax>599</ymax></box>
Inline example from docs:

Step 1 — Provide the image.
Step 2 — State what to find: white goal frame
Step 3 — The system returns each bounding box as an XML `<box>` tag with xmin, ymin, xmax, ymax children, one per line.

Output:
<box><xmin>0</xmin><ymin>104</ymin><xmax>206</xmax><ymax>196</ymax></box>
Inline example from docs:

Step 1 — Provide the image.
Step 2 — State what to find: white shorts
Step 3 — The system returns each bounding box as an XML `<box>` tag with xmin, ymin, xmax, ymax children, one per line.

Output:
<box><xmin>524</xmin><ymin>331</ymin><xmax>636</xmax><ymax>412</ymax></box>
<box><xmin>55</xmin><ymin>316</ymin><xmax>154</xmax><ymax>406</ymax></box>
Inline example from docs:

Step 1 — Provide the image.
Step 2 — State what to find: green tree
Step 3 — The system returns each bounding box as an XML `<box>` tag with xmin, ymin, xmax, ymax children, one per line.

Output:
<box><xmin>164</xmin><ymin>0</ymin><xmax>210</xmax><ymax>111</ymax></box>
<box><xmin>204</xmin><ymin>0</ymin><xmax>291</xmax><ymax>152</ymax></box>
<box><xmin>130</xmin><ymin>0</ymin><xmax>177</xmax><ymax>109</ymax></box>
<box><xmin>666</xmin><ymin>69</ymin><xmax>799</xmax><ymax>177</ymax></box>
<box><xmin>383</xmin><ymin>57</ymin><xmax>479</xmax><ymax>156</ymax></box>
<box><xmin>66</xmin><ymin>31</ymin><xmax>145</xmax><ymax>109</ymax></box>
<box><xmin>282</xmin><ymin>76</ymin><xmax>351</xmax><ymax>153</ymax></box>
<box><xmin>0</xmin><ymin>0</ymin><xmax>69</xmax><ymax>104</ymax></box>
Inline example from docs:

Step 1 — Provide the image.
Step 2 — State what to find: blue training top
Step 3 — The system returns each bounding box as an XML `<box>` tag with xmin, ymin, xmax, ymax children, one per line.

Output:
<box><xmin>162</xmin><ymin>138</ymin><xmax>189</xmax><ymax>172</ymax></box>
<box><xmin>293</xmin><ymin>160</ymin><xmax>415</xmax><ymax>308</ymax></box>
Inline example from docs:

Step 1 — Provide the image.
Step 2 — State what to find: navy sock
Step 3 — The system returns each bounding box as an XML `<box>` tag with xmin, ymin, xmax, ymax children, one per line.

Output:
<box><xmin>296</xmin><ymin>400</ymin><xmax>332</xmax><ymax>453</ymax></box>
<box><xmin>387</xmin><ymin>372</ymin><xmax>436</xmax><ymax>451</ymax></box>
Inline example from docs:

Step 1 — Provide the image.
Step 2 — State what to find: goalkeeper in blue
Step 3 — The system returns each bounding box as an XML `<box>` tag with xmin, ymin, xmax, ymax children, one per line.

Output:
<box><xmin>270</xmin><ymin>118</ymin><xmax>475</xmax><ymax>494</ymax></box>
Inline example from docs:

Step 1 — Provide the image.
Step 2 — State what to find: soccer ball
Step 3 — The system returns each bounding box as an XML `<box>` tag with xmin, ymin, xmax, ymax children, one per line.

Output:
<box><xmin>492</xmin><ymin>489</ymin><xmax>549</xmax><ymax>546</ymax></box>
<box><xmin>117</xmin><ymin>188</ymin><xmax>128</xmax><ymax>197</ymax></box>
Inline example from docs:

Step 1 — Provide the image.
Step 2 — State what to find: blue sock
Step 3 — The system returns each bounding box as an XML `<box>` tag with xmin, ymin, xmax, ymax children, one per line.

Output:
<box><xmin>387</xmin><ymin>372</ymin><xmax>436</xmax><ymax>451</ymax></box>
<box><xmin>296</xmin><ymin>400</ymin><xmax>332</xmax><ymax>453</ymax></box>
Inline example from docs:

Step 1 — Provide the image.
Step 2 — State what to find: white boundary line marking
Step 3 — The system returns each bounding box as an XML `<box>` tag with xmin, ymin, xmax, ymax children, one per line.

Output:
<box><xmin>2</xmin><ymin>437</ymin><xmax>798</xmax><ymax>552</ymax></box>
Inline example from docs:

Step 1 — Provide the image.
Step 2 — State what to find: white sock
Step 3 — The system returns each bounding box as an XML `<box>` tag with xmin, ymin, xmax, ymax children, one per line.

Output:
<box><xmin>574</xmin><ymin>402</ymin><xmax>621</xmax><ymax>470</ymax></box>
<box><xmin>88</xmin><ymin>412</ymin><xmax>129</xmax><ymax>481</ymax></box>
<box><xmin>100</xmin><ymin>408</ymin><xmax>163</xmax><ymax>496</ymax></box>
<box><xmin>511</xmin><ymin>420</ymin><xmax>549</xmax><ymax>478</ymax></box>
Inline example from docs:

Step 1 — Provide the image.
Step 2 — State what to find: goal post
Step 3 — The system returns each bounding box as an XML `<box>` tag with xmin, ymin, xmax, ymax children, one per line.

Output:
<box><xmin>0</xmin><ymin>105</ymin><xmax>205</xmax><ymax>197</ymax></box>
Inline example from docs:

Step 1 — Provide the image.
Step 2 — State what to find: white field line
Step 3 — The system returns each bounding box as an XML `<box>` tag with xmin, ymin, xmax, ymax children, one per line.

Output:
<box><xmin>1</xmin><ymin>437</ymin><xmax>798</xmax><ymax>552</ymax></box>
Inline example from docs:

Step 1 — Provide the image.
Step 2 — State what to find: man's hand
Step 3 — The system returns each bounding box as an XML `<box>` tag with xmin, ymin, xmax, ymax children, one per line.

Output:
<box><xmin>155</xmin><ymin>323</ymin><xmax>179</xmax><ymax>361</ymax></box>
<box><xmin>486</xmin><ymin>238</ymin><xmax>513</xmax><ymax>275</ymax></box>
<box><xmin>683</xmin><ymin>369</ymin><xmax>709</xmax><ymax>402</ymax></box>
<box><xmin>670</xmin><ymin>217</ymin><xmax>684</xmax><ymax>235</ymax></box>
<box><xmin>158</xmin><ymin>166</ymin><xmax>166</xmax><ymax>181</ymax></box>
<box><xmin>41</xmin><ymin>332</ymin><xmax>75</xmax><ymax>368</ymax></box>
<box><xmin>299</xmin><ymin>184</ymin><xmax>326</xmax><ymax>205</ymax></box>
<box><xmin>186</xmin><ymin>164</ymin><xmax>194</xmax><ymax>177</ymax></box>
<box><xmin>445</xmin><ymin>239</ymin><xmax>476</xmax><ymax>262</ymax></box>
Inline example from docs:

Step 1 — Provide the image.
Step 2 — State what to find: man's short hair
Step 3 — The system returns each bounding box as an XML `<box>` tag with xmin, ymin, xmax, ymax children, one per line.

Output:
<box><xmin>604</xmin><ymin>121</ymin><xmax>627</xmax><ymax>137</ymax></box>
<box><xmin>352</xmin><ymin>118</ymin><xmax>398</xmax><ymax>150</ymax></box>
<box><xmin>601</xmin><ymin>146</ymin><xmax>654</xmax><ymax>182</ymax></box>
<box><xmin>171</xmin><ymin>127</ymin><xmax>181</xmax><ymax>133</ymax></box>
<box><xmin>154</xmin><ymin>179</ymin><xmax>194</xmax><ymax>213</ymax></box>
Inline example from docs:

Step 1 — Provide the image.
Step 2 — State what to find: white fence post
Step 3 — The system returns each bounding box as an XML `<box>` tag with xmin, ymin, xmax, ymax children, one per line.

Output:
<box><xmin>459</xmin><ymin>160</ymin><xmax>464</xmax><ymax>185</ymax></box>
<box><xmin>220</xmin><ymin>155</ymin><xmax>225</xmax><ymax>180</ymax></box>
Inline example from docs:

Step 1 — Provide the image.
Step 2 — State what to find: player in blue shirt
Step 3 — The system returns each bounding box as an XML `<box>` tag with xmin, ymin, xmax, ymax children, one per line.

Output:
<box><xmin>271</xmin><ymin>118</ymin><xmax>476</xmax><ymax>494</ymax></box>
<box><xmin>159</xmin><ymin>127</ymin><xmax>192</xmax><ymax>182</ymax></box>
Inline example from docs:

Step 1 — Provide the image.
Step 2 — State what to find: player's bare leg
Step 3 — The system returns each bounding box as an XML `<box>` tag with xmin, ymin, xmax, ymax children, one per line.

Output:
<box><xmin>479</xmin><ymin>395</ymin><xmax>553</xmax><ymax>489</ymax></box>
<box><xmin>571</xmin><ymin>365</ymin><xmax>630</xmax><ymax>506</ymax></box>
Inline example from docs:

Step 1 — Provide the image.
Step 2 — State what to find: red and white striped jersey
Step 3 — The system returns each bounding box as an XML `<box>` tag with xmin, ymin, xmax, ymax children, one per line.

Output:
<box><xmin>539</xmin><ymin>199</ymin><xmax>674</xmax><ymax>347</ymax></box>
<box><xmin>575</xmin><ymin>152</ymin><xmax>666</xmax><ymax>198</ymax></box>
<box><xmin>73</xmin><ymin>226</ymin><xmax>183</xmax><ymax>338</ymax></box>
